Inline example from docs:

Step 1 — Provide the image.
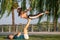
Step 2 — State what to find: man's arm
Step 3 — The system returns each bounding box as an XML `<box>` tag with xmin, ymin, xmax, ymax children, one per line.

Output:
<box><xmin>24</xmin><ymin>19</ymin><xmax>31</xmax><ymax>34</ymax></box>
<box><xmin>23</xmin><ymin>19</ymin><xmax>31</xmax><ymax>39</ymax></box>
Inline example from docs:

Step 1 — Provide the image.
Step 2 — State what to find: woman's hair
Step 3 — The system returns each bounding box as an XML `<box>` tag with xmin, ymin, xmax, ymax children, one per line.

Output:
<box><xmin>17</xmin><ymin>8</ymin><xmax>22</xmax><ymax>16</ymax></box>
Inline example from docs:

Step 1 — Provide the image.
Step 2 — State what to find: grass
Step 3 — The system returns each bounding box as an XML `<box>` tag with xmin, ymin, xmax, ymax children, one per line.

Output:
<box><xmin>0</xmin><ymin>35</ymin><xmax>60</xmax><ymax>40</ymax></box>
<box><xmin>29</xmin><ymin>35</ymin><xmax>60</xmax><ymax>40</ymax></box>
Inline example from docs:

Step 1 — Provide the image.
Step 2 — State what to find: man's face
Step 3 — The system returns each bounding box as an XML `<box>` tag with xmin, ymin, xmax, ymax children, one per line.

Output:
<box><xmin>9</xmin><ymin>34</ymin><xmax>13</xmax><ymax>39</ymax></box>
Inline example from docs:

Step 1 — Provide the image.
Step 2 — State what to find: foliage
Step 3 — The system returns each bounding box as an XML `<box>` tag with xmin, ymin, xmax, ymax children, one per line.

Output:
<box><xmin>1</xmin><ymin>0</ymin><xmax>12</xmax><ymax>18</ymax></box>
<box><xmin>21</xmin><ymin>0</ymin><xmax>26</xmax><ymax>11</ymax></box>
<box><xmin>0</xmin><ymin>0</ymin><xmax>18</xmax><ymax>18</ymax></box>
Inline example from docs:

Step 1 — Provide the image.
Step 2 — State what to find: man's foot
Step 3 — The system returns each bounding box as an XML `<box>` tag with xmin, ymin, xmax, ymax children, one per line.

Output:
<box><xmin>45</xmin><ymin>11</ymin><xmax>49</xmax><ymax>14</ymax></box>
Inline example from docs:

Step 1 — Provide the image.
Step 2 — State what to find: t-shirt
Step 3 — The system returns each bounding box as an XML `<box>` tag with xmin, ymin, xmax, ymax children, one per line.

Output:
<box><xmin>13</xmin><ymin>34</ymin><xmax>24</xmax><ymax>39</ymax></box>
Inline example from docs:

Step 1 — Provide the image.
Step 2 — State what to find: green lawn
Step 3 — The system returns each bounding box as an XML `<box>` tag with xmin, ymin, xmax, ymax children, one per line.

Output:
<box><xmin>29</xmin><ymin>35</ymin><xmax>60</xmax><ymax>40</ymax></box>
<box><xmin>0</xmin><ymin>35</ymin><xmax>60</xmax><ymax>40</ymax></box>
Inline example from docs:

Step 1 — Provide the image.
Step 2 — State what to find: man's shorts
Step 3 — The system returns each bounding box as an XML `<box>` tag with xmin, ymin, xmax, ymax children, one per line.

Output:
<box><xmin>24</xmin><ymin>34</ymin><xmax>29</xmax><ymax>39</ymax></box>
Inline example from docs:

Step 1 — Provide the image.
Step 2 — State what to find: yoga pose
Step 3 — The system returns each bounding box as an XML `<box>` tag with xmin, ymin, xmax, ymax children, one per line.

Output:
<box><xmin>8</xmin><ymin>20</ymin><xmax>30</xmax><ymax>39</ymax></box>
<box><xmin>16</xmin><ymin>7</ymin><xmax>49</xmax><ymax>39</ymax></box>
<box><xmin>13</xmin><ymin>19</ymin><xmax>31</xmax><ymax>39</ymax></box>
<box><xmin>17</xmin><ymin>7</ymin><xmax>49</xmax><ymax>19</ymax></box>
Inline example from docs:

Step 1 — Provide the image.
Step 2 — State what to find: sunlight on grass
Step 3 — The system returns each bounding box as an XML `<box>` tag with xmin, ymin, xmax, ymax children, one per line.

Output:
<box><xmin>0</xmin><ymin>35</ymin><xmax>60</xmax><ymax>40</ymax></box>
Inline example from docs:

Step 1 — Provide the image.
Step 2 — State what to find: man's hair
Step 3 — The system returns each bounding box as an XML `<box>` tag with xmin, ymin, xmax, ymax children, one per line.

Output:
<box><xmin>17</xmin><ymin>8</ymin><xmax>22</xmax><ymax>16</ymax></box>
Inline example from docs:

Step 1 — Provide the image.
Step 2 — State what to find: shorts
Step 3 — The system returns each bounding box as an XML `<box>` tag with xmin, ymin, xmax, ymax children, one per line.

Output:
<box><xmin>24</xmin><ymin>34</ymin><xmax>29</xmax><ymax>39</ymax></box>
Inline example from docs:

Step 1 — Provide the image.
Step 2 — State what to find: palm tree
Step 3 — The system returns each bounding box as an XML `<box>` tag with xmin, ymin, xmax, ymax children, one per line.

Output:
<box><xmin>42</xmin><ymin>0</ymin><xmax>59</xmax><ymax>31</ymax></box>
<box><xmin>29</xmin><ymin>0</ymin><xmax>60</xmax><ymax>32</ymax></box>
<box><xmin>1</xmin><ymin>0</ymin><xmax>18</xmax><ymax>32</ymax></box>
<box><xmin>49</xmin><ymin>0</ymin><xmax>59</xmax><ymax>31</ymax></box>
<box><xmin>0</xmin><ymin>0</ymin><xmax>60</xmax><ymax>32</ymax></box>
<box><xmin>46</xmin><ymin>0</ymin><xmax>59</xmax><ymax>31</ymax></box>
<box><xmin>11</xmin><ymin>2</ymin><xmax>18</xmax><ymax>32</ymax></box>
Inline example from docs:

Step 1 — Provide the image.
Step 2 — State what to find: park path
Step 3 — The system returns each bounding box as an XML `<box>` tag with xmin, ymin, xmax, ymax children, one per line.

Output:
<box><xmin>0</xmin><ymin>32</ymin><xmax>60</xmax><ymax>35</ymax></box>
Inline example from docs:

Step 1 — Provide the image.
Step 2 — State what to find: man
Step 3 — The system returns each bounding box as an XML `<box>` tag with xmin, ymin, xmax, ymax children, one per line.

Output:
<box><xmin>16</xmin><ymin>7</ymin><xmax>49</xmax><ymax>39</ymax></box>
<box><xmin>13</xmin><ymin>19</ymin><xmax>31</xmax><ymax>39</ymax></box>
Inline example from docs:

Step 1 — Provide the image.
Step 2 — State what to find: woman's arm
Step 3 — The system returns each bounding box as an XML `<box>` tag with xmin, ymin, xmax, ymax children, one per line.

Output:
<box><xmin>24</xmin><ymin>7</ymin><xmax>32</xmax><ymax>13</ymax></box>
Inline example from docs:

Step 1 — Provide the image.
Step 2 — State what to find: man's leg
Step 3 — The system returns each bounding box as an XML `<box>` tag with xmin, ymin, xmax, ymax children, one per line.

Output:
<box><xmin>24</xmin><ymin>19</ymin><xmax>31</xmax><ymax>39</ymax></box>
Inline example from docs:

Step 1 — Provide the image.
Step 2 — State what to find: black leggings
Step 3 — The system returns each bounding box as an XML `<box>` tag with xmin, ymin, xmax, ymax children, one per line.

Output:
<box><xmin>28</xmin><ymin>13</ymin><xmax>42</xmax><ymax>19</ymax></box>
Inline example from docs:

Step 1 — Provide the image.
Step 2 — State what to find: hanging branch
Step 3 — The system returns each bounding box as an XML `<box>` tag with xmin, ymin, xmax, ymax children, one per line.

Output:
<box><xmin>37</xmin><ymin>0</ymin><xmax>44</xmax><ymax>24</ymax></box>
<box><xmin>0</xmin><ymin>0</ymin><xmax>13</xmax><ymax>18</ymax></box>
<box><xmin>21</xmin><ymin>0</ymin><xmax>26</xmax><ymax>11</ymax></box>
<box><xmin>29</xmin><ymin>0</ymin><xmax>35</xmax><ymax>15</ymax></box>
<box><xmin>1</xmin><ymin>0</ymin><xmax>6</xmax><ymax>18</ymax></box>
<box><xmin>7</xmin><ymin>0</ymin><xmax>18</xmax><ymax>16</ymax></box>
<box><xmin>0</xmin><ymin>0</ymin><xmax>18</xmax><ymax>18</ymax></box>
<box><xmin>6</xmin><ymin>0</ymin><xmax>13</xmax><ymax>16</ymax></box>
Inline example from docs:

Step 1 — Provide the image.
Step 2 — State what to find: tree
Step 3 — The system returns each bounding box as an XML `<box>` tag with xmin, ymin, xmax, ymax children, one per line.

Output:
<box><xmin>29</xmin><ymin>0</ymin><xmax>60</xmax><ymax>32</ymax></box>
<box><xmin>0</xmin><ymin>0</ymin><xmax>60</xmax><ymax>32</ymax></box>
<box><xmin>49</xmin><ymin>0</ymin><xmax>59</xmax><ymax>31</ymax></box>
<box><xmin>0</xmin><ymin>0</ymin><xmax>18</xmax><ymax>32</ymax></box>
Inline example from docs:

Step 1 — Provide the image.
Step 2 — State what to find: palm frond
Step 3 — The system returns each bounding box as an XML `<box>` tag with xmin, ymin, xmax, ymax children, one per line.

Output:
<box><xmin>7</xmin><ymin>1</ymin><xmax>18</xmax><ymax>17</ymax></box>
<box><xmin>6</xmin><ymin>0</ymin><xmax>13</xmax><ymax>16</ymax></box>
<box><xmin>0</xmin><ymin>0</ymin><xmax>19</xmax><ymax>18</ymax></box>
<box><xmin>0</xmin><ymin>0</ymin><xmax>6</xmax><ymax>18</ymax></box>
<box><xmin>30</xmin><ymin>0</ymin><xmax>35</xmax><ymax>10</ymax></box>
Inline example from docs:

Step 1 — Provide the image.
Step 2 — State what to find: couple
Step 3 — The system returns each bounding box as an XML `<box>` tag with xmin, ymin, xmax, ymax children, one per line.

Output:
<box><xmin>16</xmin><ymin>7</ymin><xmax>49</xmax><ymax>39</ymax></box>
<box><xmin>8</xmin><ymin>7</ymin><xmax>49</xmax><ymax>40</ymax></box>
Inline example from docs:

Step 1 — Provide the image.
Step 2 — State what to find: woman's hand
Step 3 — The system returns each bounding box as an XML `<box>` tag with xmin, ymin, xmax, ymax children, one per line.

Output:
<box><xmin>27</xmin><ymin>7</ymin><xmax>32</xmax><ymax>11</ymax></box>
<box><xmin>25</xmin><ymin>7</ymin><xmax>32</xmax><ymax>12</ymax></box>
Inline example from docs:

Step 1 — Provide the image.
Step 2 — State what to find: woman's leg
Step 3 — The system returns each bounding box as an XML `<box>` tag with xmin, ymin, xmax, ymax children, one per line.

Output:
<box><xmin>28</xmin><ymin>11</ymin><xmax>49</xmax><ymax>19</ymax></box>
<box><xmin>28</xmin><ymin>13</ymin><xmax>44</xmax><ymax>19</ymax></box>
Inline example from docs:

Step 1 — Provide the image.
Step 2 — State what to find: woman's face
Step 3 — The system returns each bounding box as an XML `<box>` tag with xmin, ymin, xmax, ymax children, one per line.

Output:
<box><xmin>17</xmin><ymin>8</ymin><xmax>28</xmax><ymax>19</ymax></box>
<box><xmin>20</xmin><ymin>12</ymin><xmax>28</xmax><ymax>19</ymax></box>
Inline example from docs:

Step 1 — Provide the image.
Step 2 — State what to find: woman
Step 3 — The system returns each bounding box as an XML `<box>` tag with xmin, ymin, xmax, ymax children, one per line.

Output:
<box><xmin>17</xmin><ymin>7</ymin><xmax>49</xmax><ymax>19</ymax></box>
<box><xmin>17</xmin><ymin>7</ymin><xmax>49</xmax><ymax>39</ymax></box>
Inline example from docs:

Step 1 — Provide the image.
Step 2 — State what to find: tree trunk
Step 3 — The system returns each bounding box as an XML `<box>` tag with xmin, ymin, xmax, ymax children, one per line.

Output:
<box><xmin>53</xmin><ymin>9</ymin><xmax>57</xmax><ymax>32</ymax></box>
<box><xmin>53</xmin><ymin>0</ymin><xmax>58</xmax><ymax>32</ymax></box>
<box><xmin>53</xmin><ymin>13</ymin><xmax>57</xmax><ymax>31</ymax></box>
<box><xmin>12</xmin><ymin>8</ymin><xmax>15</xmax><ymax>32</ymax></box>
